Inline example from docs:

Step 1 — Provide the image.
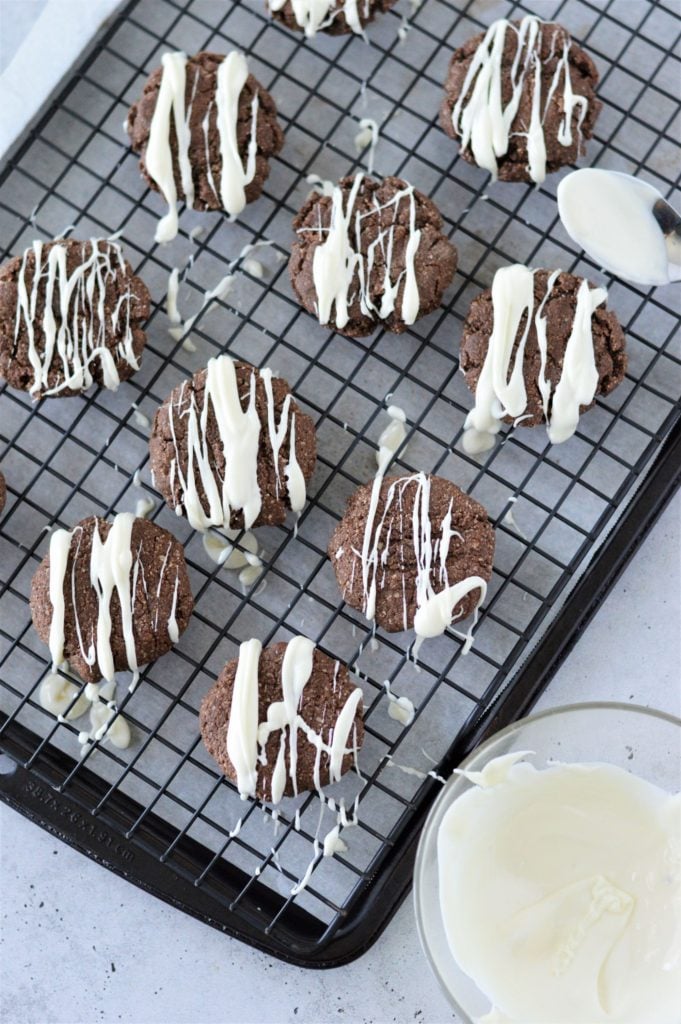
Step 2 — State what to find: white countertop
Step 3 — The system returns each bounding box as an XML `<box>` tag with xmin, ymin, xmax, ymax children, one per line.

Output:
<box><xmin>1</xmin><ymin>5</ymin><xmax>679</xmax><ymax>1023</ymax></box>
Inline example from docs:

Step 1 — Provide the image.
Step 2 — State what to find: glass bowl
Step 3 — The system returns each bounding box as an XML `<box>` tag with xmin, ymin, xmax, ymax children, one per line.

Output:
<box><xmin>413</xmin><ymin>702</ymin><xmax>681</xmax><ymax>1023</ymax></box>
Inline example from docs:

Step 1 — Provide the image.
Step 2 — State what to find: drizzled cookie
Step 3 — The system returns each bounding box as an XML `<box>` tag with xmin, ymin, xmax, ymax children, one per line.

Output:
<box><xmin>200</xmin><ymin>637</ymin><xmax>364</xmax><ymax>803</ymax></box>
<box><xmin>329</xmin><ymin>472</ymin><xmax>495</xmax><ymax>649</ymax></box>
<box><xmin>267</xmin><ymin>0</ymin><xmax>396</xmax><ymax>37</ymax></box>
<box><xmin>0</xmin><ymin>238</ymin><xmax>150</xmax><ymax>400</ymax></box>
<box><xmin>290</xmin><ymin>174</ymin><xmax>457</xmax><ymax>337</ymax></box>
<box><xmin>30</xmin><ymin>514</ymin><xmax>193</xmax><ymax>686</ymax></box>
<box><xmin>440</xmin><ymin>15</ymin><xmax>601</xmax><ymax>184</ymax></box>
<box><xmin>127</xmin><ymin>50</ymin><xmax>284</xmax><ymax>243</ymax></box>
<box><xmin>149</xmin><ymin>355</ymin><xmax>317</xmax><ymax>533</ymax></box>
<box><xmin>459</xmin><ymin>266</ymin><xmax>627</xmax><ymax>454</ymax></box>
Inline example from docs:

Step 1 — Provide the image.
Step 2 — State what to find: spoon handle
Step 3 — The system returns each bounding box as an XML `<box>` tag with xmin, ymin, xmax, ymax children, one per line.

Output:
<box><xmin>653</xmin><ymin>198</ymin><xmax>681</xmax><ymax>238</ymax></box>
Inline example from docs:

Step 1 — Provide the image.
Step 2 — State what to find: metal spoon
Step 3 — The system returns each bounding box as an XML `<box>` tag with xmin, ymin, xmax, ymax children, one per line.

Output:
<box><xmin>653</xmin><ymin>198</ymin><xmax>681</xmax><ymax>269</ymax></box>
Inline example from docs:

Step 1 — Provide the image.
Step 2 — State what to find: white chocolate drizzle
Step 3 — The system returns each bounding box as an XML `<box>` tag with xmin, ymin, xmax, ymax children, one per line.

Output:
<box><xmin>131</xmin><ymin>404</ymin><xmax>150</xmax><ymax>430</ymax></box>
<box><xmin>269</xmin><ymin>0</ymin><xmax>368</xmax><ymax>38</ymax></box>
<box><xmin>145</xmin><ymin>51</ymin><xmax>259</xmax><ymax>243</ymax></box>
<box><xmin>376</xmin><ymin>404</ymin><xmax>407</xmax><ymax>473</ymax></box>
<box><xmin>306</xmin><ymin>173</ymin><xmax>335</xmax><ymax>197</ymax></box>
<box><xmin>449</xmin><ymin>15</ymin><xmax>591</xmax><ymax>184</ymax></box>
<box><xmin>166</xmin><ymin>267</ymin><xmax>182</xmax><ymax>324</ymax></box>
<box><xmin>166</xmin><ymin>242</ymin><xmax>272</xmax><ymax>346</ymax></box>
<box><xmin>300</xmin><ymin>174</ymin><xmax>422</xmax><ymax>331</ymax></box>
<box><xmin>166</xmin><ymin>354</ymin><xmax>307</xmax><ymax>532</ymax></box>
<box><xmin>354</xmin><ymin>117</ymin><xmax>379</xmax><ymax>174</ymax></box>
<box><xmin>502</xmin><ymin>496</ymin><xmax>527</xmax><ymax>539</ymax></box>
<box><xmin>242</xmin><ymin>258</ymin><xmax>264</xmax><ymax>278</ymax></box>
<box><xmin>13</xmin><ymin>239</ymin><xmax>140</xmax><ymax>397</ymax></box>
<box><xmin>462</xmin><ymin>264</ymin><xmax>607</xmax><ymax>454</ymax></box>
<box><xmin>46</xmin><ymin>513</ymin><xmax>180</xmax><ymax>685</ymax></box>
<box><xmin>226</xmin><ymin>637</ymin><xmax>362</xmax><ymax>804</ymax></box>
<box><xmin>291</xmin><ymin>793</ymin><xmax>360</xmax><ymax>895</ymax></box>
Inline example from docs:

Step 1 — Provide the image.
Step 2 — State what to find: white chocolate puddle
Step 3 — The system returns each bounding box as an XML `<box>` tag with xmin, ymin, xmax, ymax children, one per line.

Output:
<box><xmin>438</xmin><ymin>753</ymin><xmax>681</xmax><ymax>1023</ymax></box>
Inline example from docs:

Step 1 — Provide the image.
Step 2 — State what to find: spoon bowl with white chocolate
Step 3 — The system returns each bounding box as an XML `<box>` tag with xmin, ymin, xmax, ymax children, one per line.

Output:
<box><xmin>557</xmin><ymin>168</ymin><xmax>681</xmax><ymax>287</ymax></box>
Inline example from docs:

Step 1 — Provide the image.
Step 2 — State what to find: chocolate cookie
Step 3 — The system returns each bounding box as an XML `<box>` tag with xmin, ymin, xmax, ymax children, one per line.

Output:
<box><xmin>31</xmin><ymin>513</ymin><xmax>193</xmax><ymax>684</ymax></box>
<box><xmin>0</xmin><ymin>239</ymin><xmax>150</xmax><ymax>400</ymax></box>
<box><xmin>149</xmin><ymin>354</ymin><xmax>317</xmax><ymax>532</ymax></box>
<box><xmin>0</xmin><ymin>471</ymin><xmax>5</xmax><ymax>515</ymax></box>
<box><xmin>290</xmin><ymin>175</ymin><xmax>457</xmax><ymax>338</ymax></box>
<box><xmin>329</xmin><ymin>472</ymin><xmax>495</xmax><ymax>635</ymax></box>
<box><xmin>200</xmin><ymin>636</ymin><xmax>364</xmax><ymax>803</ymax></box>
<box><xmin>440</xmin><ymin>15</ymin><xmax>601</xmax><ymax>184</ymax></box>
<box><xmin>127</xmin><ymin>50</ymin><xmax>284</xmax><ymax>243</ymax></box>
<box><xmin>459</xmin><ymin>265</ymin><xmax>627</xmax><ymax>453</ymax></box>
<box><xmin>267</xmin><ymin>0</ymin><xmax>396</xmax><ymax>36</ymax></box>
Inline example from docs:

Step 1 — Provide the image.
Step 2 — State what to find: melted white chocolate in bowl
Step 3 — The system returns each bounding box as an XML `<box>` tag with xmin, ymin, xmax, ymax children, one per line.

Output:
<box><xmin>437</xmin><ymin>753</ymin><xmax>681</xmax><ymax>1024</ymax></box>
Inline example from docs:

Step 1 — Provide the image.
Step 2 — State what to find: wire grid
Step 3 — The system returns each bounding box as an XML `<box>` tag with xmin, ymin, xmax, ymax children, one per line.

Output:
<box><xmin>0</xmin><ymin>0</ymin><xmax>680</xmax><ymax>954</ymax></box>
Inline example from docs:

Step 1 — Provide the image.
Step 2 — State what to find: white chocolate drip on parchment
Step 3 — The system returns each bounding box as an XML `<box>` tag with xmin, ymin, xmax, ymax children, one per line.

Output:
<box><xmin>301</xmin><ymin>174</ymin><xmax>422</xmax><ymax>331</ymax></box>
<box><xmin>39</xmin><ymin>670</ymin><xmax>132</xmax><ymax>752</ymax></box>
<box><xmin>226</xmin><ymin>637</ymin><xmax>362</xmax><ymax>803</ymax></box>
<box><xmin>13</xmin><ymin>239</ymin><xmax>140</xmax><ymax>398</ymax></box>
<box><xmin>382</xmin><ymin>679</ymin><xmax>415</xmax><ymax>726</ymax></box>
<box><xmin>144</xmin><ymin>51</ymin><xmax>259</xmax><ymax>243</ymax></box>
<box><xmin>269</xmin><ymin>0</ymin><xmax>369</xmax><ymax>38</ymax></box>
<box><xmin>202</xmin><ymin>529</ymin><xmax>266</xmax><ymax>595</ymax></box>
<box><xmin>39</xmin><ymin>671</ymin><xmax>90</xmax><ymax>721</ymax></box>
<box><xmin>450</xmin><ymin>15</ymin><xmax>590</xmax><ymax>184</ymax></box>
<box><xmin>462</xmin><ymin>264</ymin><xmax>607</xmax><ymax>455</ymax></box>
<box><xmin>165</xmin><ymin>240</ymin><xmax>274</xmax><ymax>350</ymax></box>
<box><xmin>291</xmin><ymin>793</ymin><xmax>360</xmax><ymax>895</ymax></box>
<box><xmin>166</xmin><ymin>355</ymin><xmax>307</xmax><ymax>533</ymax></box>
<box><xmin>46</xmin><ymin>513</ymin><xmax>181</xmax><ymax>686</ymax></box>
<box><xmin>203</xmin><ymin>528</ymin><xmax>259</xmax><ymax>570</ymax></box>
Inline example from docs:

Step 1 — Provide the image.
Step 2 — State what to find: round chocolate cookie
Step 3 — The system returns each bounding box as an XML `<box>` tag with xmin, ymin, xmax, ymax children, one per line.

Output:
<box><xmin>200</xmin><ymin>637</ymin><xmax>364</xmax><ymax>803</ymax></box>
<box><xmin>440</xmin><ymin>15</ymin><xmax>601</xmax><ymax>184</ymax></box>
<box><xmin>127</xmin><ymin>51</ymin><xmax>284</xmax><ymax>242</ymax></box>
<box><xmin>329</xmin><ymin>472</ymin><xmax>495</xmax><ymax>633</ymax></box>
<box><xmin>267</xmin><ymin>0</ymin><xmax>396</xmax><ymax>36</ymax></box>
<box><xmin>290</xmin><ymin>175</ymin><xmax>457</xmax><ymax>337</ymax></box>
<box><xmin>0</xmin><ymin>471</ymin><xmax>5</xmax><ymax>515</ymax></box>
<box><xmin>31</xmin><ymin>513</ymin><xmax>193</xmax><ymax>684</ymax></box>
<box><xmin>0</xmin><ymin>239</ymin><xmax>150</xmax><ymax>400</ymax></box>
<box><xmin>149</xmin><ymin>354</ymin><xmax>317</xmax><ymax>532</ymax></box>
<box><xmin>459</xmin><ymin>266</ymin><xmax>627</xmax><ymax>451</ymax></box>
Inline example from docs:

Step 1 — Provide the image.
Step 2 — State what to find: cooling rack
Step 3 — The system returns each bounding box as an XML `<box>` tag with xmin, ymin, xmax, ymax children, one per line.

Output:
<box><xmin>1</xmin><ymin>0</ymin><xmax>680</xmax><ymax>968</ymax></box>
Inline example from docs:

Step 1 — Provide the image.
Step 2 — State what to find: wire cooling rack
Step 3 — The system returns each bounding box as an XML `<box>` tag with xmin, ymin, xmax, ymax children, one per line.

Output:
<box><xmin>1</xmin><ymin>0</ymin><xmax>680</xmax><ymax>967</ymax></box>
